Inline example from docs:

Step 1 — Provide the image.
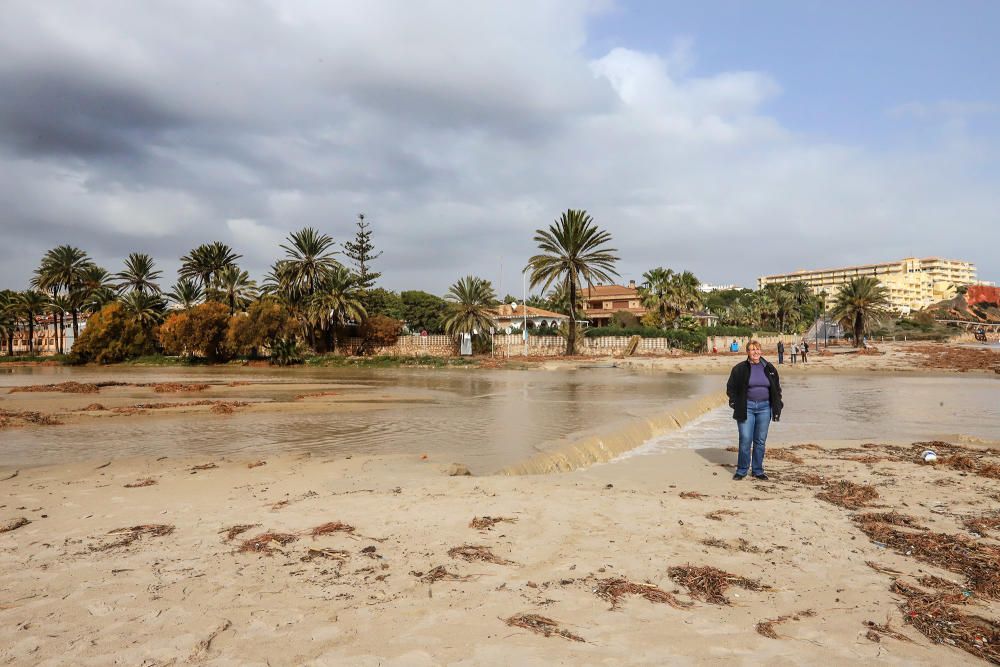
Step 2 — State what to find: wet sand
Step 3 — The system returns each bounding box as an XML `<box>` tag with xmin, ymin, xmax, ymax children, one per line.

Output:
<box><xmin>1</xmin><ymin>341</ymin><xmax>999</xmax><ymax>664</ymax></box>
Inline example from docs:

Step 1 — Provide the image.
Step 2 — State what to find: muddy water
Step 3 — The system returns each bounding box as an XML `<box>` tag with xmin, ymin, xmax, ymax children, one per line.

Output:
<box><xmin>0</xmin><ymin>366</ymin><xmax>716</xmax><ymax>472</ymax></box>
<box><xmin>621</xmin><ymin>374</ymin><xmax>1000</xmax><ymax>459</ymax></box>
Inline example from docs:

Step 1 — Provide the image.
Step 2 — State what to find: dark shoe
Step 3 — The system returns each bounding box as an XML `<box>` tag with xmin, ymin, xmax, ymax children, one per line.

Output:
<box><xmin>752</xmin><ymin>473</ymin><xmax>769</xmax><ymax>481</ymax></box>
<box><xmin>733</xmin><ymin>473</ymin><xmax>746</xmax><ymax>480</ymax></box>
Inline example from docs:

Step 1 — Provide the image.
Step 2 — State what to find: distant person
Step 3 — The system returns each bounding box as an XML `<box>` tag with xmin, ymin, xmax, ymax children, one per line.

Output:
<box><xmin>791</xmin><ymin>343</ymin><xmax>799</xmax><ymax>364</ymax></box>
<box><xmin>726</xmin><ymin>340</ymin><xmax>783</xmax><ymax>481</ymax></box>
<box><xmin>730</xmin><ymin>339</ymin><xmax>739</xmax><ymax>353</ymax></box>
<box><xmin>776</xmin><ymin>340</ymin><xmax>785</xmax><ymax>364</ymax></box>
<box><xmin>801</xmin><ymin>340</ymin><xmax>809</xmax><ymax>363</ymax></box>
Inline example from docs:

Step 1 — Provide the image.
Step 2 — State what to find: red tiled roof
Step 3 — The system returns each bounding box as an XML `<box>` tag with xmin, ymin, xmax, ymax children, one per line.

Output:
<box><xmin>580</xmin><ymin>284</ymin><xmax>639</xmax><ymax>298</ymax></box>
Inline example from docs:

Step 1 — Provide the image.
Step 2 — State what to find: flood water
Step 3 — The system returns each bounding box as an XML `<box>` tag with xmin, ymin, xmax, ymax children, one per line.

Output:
<box><xmin>624</xmin><ymin>374</ymin><xmax>1000</xmax><ymax>458</ymax></box>
<box><xmin>0</xmin><ymin>365</ymin><xmax>716</xmax><ymax>472</ymax></box>
<box><xmin>2</xmin><ymin>366</ymin><xmax>998</xmax><ymax>472</ymax></box>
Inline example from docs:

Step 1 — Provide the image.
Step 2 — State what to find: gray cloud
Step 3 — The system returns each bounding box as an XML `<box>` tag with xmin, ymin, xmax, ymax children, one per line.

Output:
<box><xmin>1</xmin><ymin>0</ymin><xmax>997</xmax><ymax>296</ymax></box>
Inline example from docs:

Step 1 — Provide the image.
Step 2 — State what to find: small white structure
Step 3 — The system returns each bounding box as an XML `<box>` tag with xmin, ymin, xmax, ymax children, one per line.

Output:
<box><xmin>490</xmin><ymin>304</ymin><xmax>569</xmax><ymax>334</ymax></box>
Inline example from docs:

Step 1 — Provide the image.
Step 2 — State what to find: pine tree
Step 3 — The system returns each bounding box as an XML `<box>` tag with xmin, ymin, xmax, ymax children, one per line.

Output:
<box><xmin>342</xmin><ymin>213</ymin><xmax>383</xmax><ymax>290</ymax></box>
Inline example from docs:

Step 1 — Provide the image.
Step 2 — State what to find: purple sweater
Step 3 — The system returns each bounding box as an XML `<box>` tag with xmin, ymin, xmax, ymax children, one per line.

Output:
<box><xmin>747</xmin><ymin>362</ymin><xmax>770</xmax><ymax>402</ymax></box>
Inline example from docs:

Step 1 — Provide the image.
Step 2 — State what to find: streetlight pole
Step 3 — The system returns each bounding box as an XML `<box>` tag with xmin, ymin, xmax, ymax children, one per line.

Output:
<box><xmin>522</xmin><ymin>270</ymin><xmax>528</xmax><ymax>356</ymax></box>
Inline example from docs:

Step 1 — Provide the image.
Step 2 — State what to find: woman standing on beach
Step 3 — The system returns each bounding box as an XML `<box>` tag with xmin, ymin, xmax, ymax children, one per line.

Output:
<box><xmin>726</xmin><ymin>340</ymin><xmax>783</xmax><ymax>481</ymax></box>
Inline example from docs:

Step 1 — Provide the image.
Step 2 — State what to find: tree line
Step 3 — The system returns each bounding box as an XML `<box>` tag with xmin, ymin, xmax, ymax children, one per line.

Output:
<box><xmin>0</xmin><ymin>209</ymin><xmax>891</xmax><ymax>361</ymax></box>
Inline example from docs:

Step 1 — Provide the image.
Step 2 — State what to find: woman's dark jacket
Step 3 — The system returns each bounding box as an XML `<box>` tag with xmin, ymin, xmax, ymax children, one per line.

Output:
<box><xmin>726</xmin><ymin>358</ymin><xmax>783</xmax><ymax>421</ymax></box>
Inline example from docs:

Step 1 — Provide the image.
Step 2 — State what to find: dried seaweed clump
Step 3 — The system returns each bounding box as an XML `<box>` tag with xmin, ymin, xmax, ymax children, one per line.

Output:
<box><xmin>95</xmin><ymin>524</ymin><xmax>175</xmax><ymax>551</ymax></box>
<box><xmin>700</xmin><ymin>537</ymin><xmax>760</xmax><ymax>554</ymax></box>
<box><xmin>189</xmin><ymin>463</ymin><xmax>218</xmax><ymax>472</ymax></box>
<box><xmin>411</xmin><ymin>565</ymin><xmax>470</xmax><ymax>583</ymax></box>
<box><xmin>247</xmin><ymin>460</ymin><xmax>266</xmax><ymax>469</ymax></box>
<box><xmin>0</xmin><ymin>517</ymin><xmax>30</xmax><ymax>534</ymax></box>
<box><xmin>505</xmin><ymin>613</ymin><xmax>584</xmax><ymax>642</ymax></box>
<box><xmin>963</xmin><ymin>515</ymin><xmax>1000</xmax><ymax>536</ymax></box>
<box><xmin>755</xmin><ymin>609</ymin><xmax>816</xmax><ymax>639</ymax></box>
<box><xmin>892</xmin><ymin>581</ymin><xmax>998</xmax><ymax>663</ymax></box>
<box><xmin>978</xmin><ymin>464</ymin><xmax>1000</xmax><ymax>480</ymax></box>
<box><xmin>594</xmin><ymin>577</ymin><xmax>691</xmax><ymax>610</ymax></box>
<box><xmin>940</xmin><ymin>454</ymin><xmax>979</xmax><ymax>472</ymax></box>
<box><xmin>0</xmin><ymin>409</ymin><xmax>63</xmax><ymax>427</ymax></box>
<box><xmin>679</xmin><ymin>491</ymin><xmax>706</xmax><ymax>500</ymax></box>
<box><xmin>238</xmin><ymin>531</ymin><xmax>298</xmax><ymax>555</ymax></box>
<box><xmin>668</xmin><ymin>565</ymin><xmax>769</xmax><ymax>605</ymax></box>
<box><xmin>447</xmin><ymin>544</ymin><xmax>512</xmax><ymax>565</ymax></box>
<box><xmin>220</xmin><ymin>524</ymin><xmax>260</xmax><ymax>542</ymax></box>
<box><xmin>9</xmin><ymin>381</ymin><xmax>99</xmax><ymax>394</ymax></box>
<box><xmin>469</xmin><ymin>516</ymin><xmax>517</xmax><ymax>530</ymax></box>
<box><xmin>856</xmin><ymin>512</ymin><xmax>925</xmax><ymax>530</ymax></box>
<box><xmin>766</xmin><ymin>448</ymin><xmax>804</xmax><ymax>464</ymax></box>
<box><xmin>124</xmin><ymin>478</ymin><xmax>157</xmax><ymax>488</ymax></box>
<box><xmin>791</xmin><ymin>473</ymin><xmax>825</xmax><ymax>487</ymax></box>
<box><xmin>863</xmin><ymin>618</ymin><xmax>914</xmax><ymax>643</ymax></box>
<box><xmin>854</xmin><ymin>515</ymin><xmax>1000</xmax><ymax>598</ymax></box>
<box><xmin>310</xmin><ymin>521</ymin><xmax>356</xmax><ymax>537</ymax></box>
<box><xmin>815</xmin><ymin>480</ymin><xmax>879</xmax><ymax>509</ymax></box>
<box><xmin>82</xmin><ymin>403</ymin><xmax>107</xmax><ymax>411</ymax></box>
<box><xmin>706</xmin><ymin>509</ymin><xmax>740</xmax><ymax>521</ymax></box>
<box><xmin>152</xmin><ymin>382</ymin><xmax>210</xmax><ymax>393</ymax></box>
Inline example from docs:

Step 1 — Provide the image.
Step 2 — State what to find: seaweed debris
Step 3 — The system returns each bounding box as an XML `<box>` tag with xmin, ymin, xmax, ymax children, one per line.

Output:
<box><xmin>668</xmin><ymin>565</ymin><xmax>769</xmax><ymax>605</ymax></box>
<box><xmin>504</xmin><ymin>613</ymin><xmax>584</xmax><ymax>642</ymax></box>
<box><xmin>469</xmin><ymin>516</ymin><xmax>517</xmax><ymax>530</ymax></box>
<box><xmin>447</xmin><ymin>545</ymin><xmax>513</xmax><ymax>565</ymax></box>
<box><xmin>0</xmin><ymin>517</ymin><xmax>30</xmax><ymax>534</ymax></box>
<box><xmin>123</xmin><ymin>478</ymin><xmax>157</xmax><ymax>488</ymax></box>
<box><xmin>411</xmin><ymin>565</ymin><xmax>470</xmax><ymax>583</ymax></box>
<box><xmin>593</xmin><ymin>577</ymin><xmax>691</xmax><ymax>610</ymax></box>
<box><xmin>238</xmin><ymin>531</ymin><xmax>298</xmax><ymax>555</ymax></box>
<box><xmin>892</xmin><ymin>581</ymin><xmax>998</xmax><ymax>663</ymax></box>
<box><xmin>220</xmin><ymin>524</ymin><xmax>260</xmax><ymax>542</ymax></box>
<box><xmin>94</xmin><ymin>524</ymin><xmax>174</xmax><ymax>551</ymax></box>
<box><xmin>679</xmin><ymin>491</ymin><xmax>706</xmax><ymax>500</ymax></box>
<box><xmin>310</xmin><ymin>521</ymin><xmax>356</xmax><ymax>537</ymax></box>
<box><xmin>815</xmin><ymin>480</ymin><xmax>879</xmax><ymax>509</ymax></box>
<box><xmin>706</xmin><ymin>509</ymin><xmax>740</xmax><ymax>521</ymax></box>
<box><xmin>755</xmin><ymin>609</ymin><xmax>816</xmax><ymax>639</ymax></box>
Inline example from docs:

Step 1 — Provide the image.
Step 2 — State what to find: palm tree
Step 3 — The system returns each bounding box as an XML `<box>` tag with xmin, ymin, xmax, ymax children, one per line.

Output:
<box><xmin>0</xmin><ymin>290</ymin><xmax>17</xmax><ymax>356</ymax></box>
<box><xmin>211</xmin><ymin>265</ymin><xmax>257</xmax><ymax>316</ymax></box>
<box><xmin>765</xmin><ymin>284</ymin><xmax>798</xmax><ymax>334</ymax></box>
<box><xmin>33</xmin><ymin>245</ymin><xmax>91</xmax><ymax>343</ymax></box>
<box><xmin>277</xmin><ymin>227</ymin><xmax>340</xmax><ymax>299</ymax></box>
<box><xmin>307</xmin><ymin>266</ymin><xmax>366</xmax><ymax>352</ymax></box>
<box><xmin>831</xmin><ymin>277</ymin><xmax>891</xmax><ymax>347</ymax></box>
<box><xmin>179</xmin><ymin>242</ymin><xmax>242</xmax><ymax>291</ymax></box>
<box><xmin>116</xmin><ymin>252</ymin><xmax>163</xmax><ymax>294</ymax></box>
<box><xmin>638</xmin><ymin>267</ymin><xmax>675</xmax><ymax>327</ymax></box>
<box><xmin>442</xmin><ymin>276</ymin><xmax>497</xmax><ymax>337</ymax></box>
<box><xmin>14</xmin><ymin>290</ymin><xmax>49</xmax><ymax>356</ymax></box>
<box><xmin>120</xmin><ymin>291</ymin><xmax>166</xmax><ymax>329</ymax></box>
<box><xmin>526</xmin><ymin>209</ymin><xmax>619</xmax><ymax>354</ymax></box>
<box><xmin>674</xmin><ymin>270</ymin><xmax>703</xmax><ymax>314</ymax></box>
<box><xmin>47</xmin><ymin>294</ymin><xmax>72</xmax><ymax>354</ymax></box>
<box><xmin>166</xmin><ymin>279</ymin><xmax>204</xmax><ymax>310</ymax></box>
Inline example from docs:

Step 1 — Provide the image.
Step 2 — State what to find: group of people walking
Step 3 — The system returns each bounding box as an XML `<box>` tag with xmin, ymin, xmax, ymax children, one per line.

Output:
<box><xmin>775</xmin><ymin>339</ymin><xmax>809</xmax><ymax>364</ymax></box>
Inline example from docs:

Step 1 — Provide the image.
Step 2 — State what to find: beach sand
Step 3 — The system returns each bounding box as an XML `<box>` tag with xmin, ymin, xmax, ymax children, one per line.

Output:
<box><xmin>1</xmin><ymin>341</ymin><xmax>999</xmax><ymax>665</ymax></box>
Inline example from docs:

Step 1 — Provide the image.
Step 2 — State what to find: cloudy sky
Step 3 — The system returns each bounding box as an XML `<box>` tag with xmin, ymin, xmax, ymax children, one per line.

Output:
<box><xmin>1</xmin><ymin>0</ymin><xmax>998</xmax><ymax>295</ymax></box>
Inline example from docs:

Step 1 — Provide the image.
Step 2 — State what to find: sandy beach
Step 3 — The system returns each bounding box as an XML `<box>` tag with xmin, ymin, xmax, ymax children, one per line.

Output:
<box><xmin>1</xmin><ymin>342</ymin><xmax>999</xmax><ymax>665</ymax></box>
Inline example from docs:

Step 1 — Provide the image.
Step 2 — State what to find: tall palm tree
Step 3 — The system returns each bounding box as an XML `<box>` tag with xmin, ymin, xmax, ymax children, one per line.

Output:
<box><xmin>307</xmin><ymin>266</ymin><xmax>366</xmax><ymax>352</ymax></box>
<box><xmin>116</xmin><ymin>252</ymin><xmax>163</xmax><ymax>294</ymax></box>
<box><xmin>14</xmin><ymin>290</ymin><xmax>49</xmax><ymax>356</ymax></box>
<box><xmin>120</xmin><ymin>291</ymin><xmax>166</xmax><ymax>329</ymax></box>
<box><xmin>47</xmin><ymin>294</ymin><xmax>72</xmax><ymax>354</ymax></box>
<box><xmin>179</xmin><ymin>242</ymin><xmax>242</xmax><ymax>291</ymax></box>
<box><xmin>33</xmin><ymin>245</ymin><xmax>91</xmax><ymax>343</ymax></box>
<box><xmin>277</xmin><ymin>227</ymin><xmax>340</xmax><ymax>299</ymax></box>
<box><xmin>765</xmin><ymin>284</ymin><xmax>798</xmax><ymax>334</ymax></box>
<box><xmin>674</xmin><ymin>270</ymin><xmax>703</xmax><ymax>313</ymax></box>
<box><xmin>526</xmin><ymin>209</ymin><xmax>619</xmax><ymax>355</ymax></box>
<box><xmin>0</xmin><ymin>290</ymin><xmax>17</xmax><ymax>356</ymax></box>
<box><xmin>442</xmin><ymin>276</ymin><xmax>497</xmax><ymax>336</ymax></box>
<box><xmin>211</xmin><ymin>265</ymin><xmax>257</xmax><ymax>316</ymax></box>
<box><xmin>166</xmin><ymin>279</ymin><xmax>204</xmax><ymax>310</ymax></box>
<box><xmin>831</xmin><ymin>277</ymin><xmax>891</xmax><ymax>347</ymax></box>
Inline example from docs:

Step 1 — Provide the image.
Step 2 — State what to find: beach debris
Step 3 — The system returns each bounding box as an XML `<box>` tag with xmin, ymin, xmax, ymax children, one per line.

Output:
<box><xmin>790</xmin><ymin>472</ymin><xmax>825</xmax><ymax>486</ymax></box>
<box><xmin>448</xmin><ymin>545</ymin><xmax>512</xmax><ymax>565</ymax></box>
<box><xmin>668</xmin><ymin>565</ymin><xmax>769</xmax><ymax>605</ymax></box>
<box><xmin>469</xmin><ymin>516</ymin><xmax>517</xmax><ymax>530</ymax></box>
<box><xmin>917</xmin><ymin>575</ymin><xmax>970</xmax><ymax>601</ymax></box>
<box><xmin>706</xmin><ymin>509</ymin><xmax>740</xmax><ymax>521</ymax></box>
<box><xmin>593</xmin><ymin>577</ymin><xmax>691</xmax><ymax>610</ymax></box>
<box><xmin>9</xmin><ymin>381</ymin><xmax>99</xmax><ymax>394</ymax></box>
<box><xmin>81</xmin><ymin>403</ymin><xmax>107</xmax><ymax>411</ymax></box>
<box><xmin>0</xmin><ymin>409</ymin><xmax>62</xmax><ymax>427</ymax></box>
<box><xmin>189</xmin><ymin>463</ymin><xmax>218</xmax><ymax>472</ymax></box>
<box><xmin>815</xmin><ymin>480</ymin><xmax>879</xmax><ymax>509</ymax></box>
<box><xmin>504</xmin><ymin>613</ymin><xmax>584</xmax><ymax>642</ymax></box>
<box><xmin>411</xmin><ymin>565</ymin><xmax>470</xmax><ymax>583</ymax></box>
<box><xmin>755</xmin><ymin>609</ymin><xmax>816</xmax><ymax>639</ymax></box>
<box><xmin>767</xmin><ymin>449</ymin><xmax>805</xmax><ymax>464</ymax></box>
<box><xmin>220</xmin><ymin>524</ymin><xmax>260</xmax><ymax>542</ymax></box>
<box><xmin>210</xmin><ymin>403</ymin><xmax>235</xmax><ymax>414</ymax></box>
<box><xmin>123</xmin><ymin>478</ymin><xmax>157</xmax><ymax>488</ymax></box>
<box><xmin>865</xmin><ymin>561</ymin><xmax>905</xmax><ymax>576</ymax></box>
<box><xmin>301</xmin><ymin>548</ymin><xmax>351</xmax><ymax>563</ymax></box>
<box><xmin>109</xmin><ymin>400</ymin><xmax>248</xmax><ymax>415</ymax></box>
<box><xmin>921</xmin><ymin>449</ymin><xmax>939</xmax><ymax>464</ymax></box>
<box><xmin>863</xmin><ymin>618</ymin><xmax>914</xmax><ymax>643</ymax></box>
<box><xmin>699</xmin><ymin>537</ymin><xmax>760</xmax><ymax>553</ymax></box>
<box><xmin>94</xmin><ymin>524</ymin><xmax>175</xmax><ymax>551</ymax></box>
<box><xmin>854</xmin><ymin>515</ymin><xmax>1000</xmax><ymax>598</ymax></box>
<box><xmin>447</xmin><ymin>463</ymin><xmax>472</xmax><ymax>476</ymax></box>
<box><xmin>0</xmin><ymin>517</ymin><xmax>30</xmax><ymax>534</ymax></box>
<box><xmin>0</xmin><ymin>470</ymin><xmax>18</xmax><ymax>482</ymax></box>
<box><xmin>979</xmin><ymin>464</ymin><xmax>1000</xmax><ymax>480</ymax></box>
<box><xmin>152</xmin><ymin>382</ymin><xmax>209</xmax><ymax>393</ymax></box>
<box><xmin>963</xmin><ymin>515</ymin><xmax>1000</xmax><ymax>536</ymax></box>
<box><xmin>857</xmin><ymin>512</ymin><xmax>926</xmax><ymax>530</ymax></box>
<box><xmin>940</xmin><ymin>453</ymin><xmax>978</xmax><ymax>472</ymax></box>
<box><xmin>294</xmin><ymin>390</ymin><xmax>340</xmax><ymax>400</ymax></box>
<box><xmin>891</xmin><ymin>580</ymin><xmax>999</xmax><ymax>662</ymax></box>
<box><xmin>238</xmin><ymin>531</ymin><xmax>298</xmax><ymax>555</ymax></box>
<box><xmin>188</xmin><ymin>619</ymin><xmax>231</xmax><ymax>661</ymax></box>
<box><xmin>679</xmin><ymin>491</ymin><xmax>706</xmax><ymax>500</ymax></box>
<box><xmin>310</xmin><ymin>521</ymin><xmax>356</xmax><ymax>538</ymax></box>
<box><xmin>247</xmin><ymin>460</ymin><xmax>266</xmax><ymax>469</ymax></box>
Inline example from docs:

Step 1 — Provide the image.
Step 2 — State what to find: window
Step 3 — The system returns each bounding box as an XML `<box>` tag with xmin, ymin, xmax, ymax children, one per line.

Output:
<box><xmin>603</xmin><ymin>301</ymin><xmax>613</xmax><ymax>310</ymax></box>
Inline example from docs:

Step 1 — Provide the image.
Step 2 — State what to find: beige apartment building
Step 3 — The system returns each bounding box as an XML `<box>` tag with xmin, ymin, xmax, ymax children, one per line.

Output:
<box><xmin>758</xmin><ymin>257</ymin><xmax>979</xmax><ymax>314</ymax></box>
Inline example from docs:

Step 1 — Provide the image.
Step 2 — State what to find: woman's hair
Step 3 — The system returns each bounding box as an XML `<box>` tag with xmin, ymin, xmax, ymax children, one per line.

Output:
<box><xmin>747</xmin><ymin>340</ymin><xmax>762</xmax><ymax>351</ymax></box>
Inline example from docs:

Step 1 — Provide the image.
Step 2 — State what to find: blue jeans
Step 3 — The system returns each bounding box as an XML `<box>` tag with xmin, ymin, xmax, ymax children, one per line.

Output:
<box><xmin>736</xmin><ymin>399</ymin><xmax>771</xmax><ymax>476</ymax></box>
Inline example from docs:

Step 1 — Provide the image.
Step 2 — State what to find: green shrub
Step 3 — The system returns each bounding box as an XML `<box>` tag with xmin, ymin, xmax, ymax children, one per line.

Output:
<box><xmin>359</xmin><ymin>314</ymin><xmax>403</xmax><ymax>351</ymax></box>
<box><xmin>71</xmin><ymin>303</ymin><xmax>159</xmax><ymax>364</ymax></box>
